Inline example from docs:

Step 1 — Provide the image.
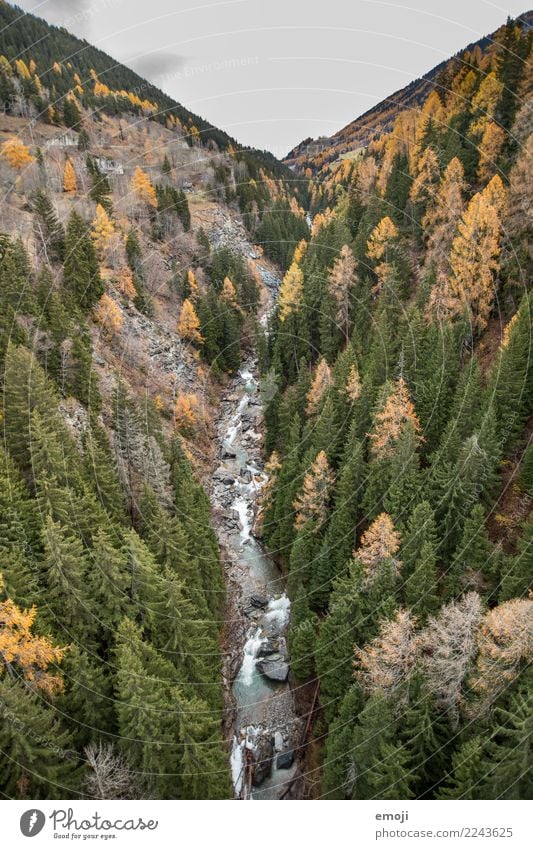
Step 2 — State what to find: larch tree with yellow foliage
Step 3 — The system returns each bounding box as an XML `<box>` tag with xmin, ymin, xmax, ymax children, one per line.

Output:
<box><xmin>131</xmin><ymin>166</ymin><xmax>157</xmax><ymax>208</ymax></box>
<box><xmin>0</xmin><ymin>137</ymin><xmax>34</xmax><ymax>171</ymax></box>
<box><xmin>278</xmin><ymin>260</ymin><xmax>304</xmax><ymax>322</ymax></box>
<box><xmin>353</xmin><ymin>512</ymin><xmax>402</xmax><ymax>582</ymax></box>
<box><xmin>0</xmin><ymin>575</ymin><xmax>65</xmax><ymax>695</ymax></box>
<box><xmin>409</xmin><ymin>145</ymin><xmax>440</xmax><ymax>210</ymax></box>
<box><xmin>221</xmin><ymin>276</ymin><xmax>240</xmax><ymax>311</ymax></box>
<box><xmin>477</xmin><ymin>122</ymin><xmax>506</xmax><ymax>183</ymax></box>
<box><xmin>178</xmin><ymin>298</ymin><xmax>203</xmax><ymax>344</ymax></box>
<box><xmin>174</xmin><ymin>393</ymin><xmax>200</xmax><ymax>436</ymax></box>
<box><xmin>94</xmin><ymin>293</ymin><xmax>123</xmax><ymax>338</ymax></box>
<box><xmin>446</xmin><ymin>174</ymin><xmax>506</xmax><ymax>331</ymax></box>
<box><xmin>91</xmin><ymin>203</ymin><xmax>115</xmax><ymax>258</ymax></box>
<box><xmin>63</xmin><ymin>159</ymin><xmax>77</xmax><ymax>193</ymax></box>
<box><xmin>187</xmin><ymin>268</ymin><xmax>199</xmax><ymax>300</ymax></box>
<box><xmin>328</xmin><ymin>244</ymin><xmax>358</xmax><ymax>342</ymax></box>
<box><xmin>369</xmin><ymin>377</ymin><xmax>422</xmax><ymax>460</ymax></box>
<box><xmin>367</xmin><ymin>215</ymin><xmax>399</xmax><ymax>290</ymax></box>
<box><xmin>306</xmin><ymin>358</ymin><xmax>332</xmax><ymax>415</ymax></box>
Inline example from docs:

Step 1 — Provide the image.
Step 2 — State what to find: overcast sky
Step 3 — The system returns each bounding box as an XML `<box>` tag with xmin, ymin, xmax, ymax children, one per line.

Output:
<box><xmin>11</xmin><ymin>0</ymin><xmax>530</xmax><ymax>157</ymax></box>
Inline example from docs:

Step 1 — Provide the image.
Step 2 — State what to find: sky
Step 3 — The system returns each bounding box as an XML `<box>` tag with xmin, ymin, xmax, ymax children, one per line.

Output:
<box><xmin>11</xmin><ymin>0</ymin><xmax>530</xmax><ymax>157</ymax></box>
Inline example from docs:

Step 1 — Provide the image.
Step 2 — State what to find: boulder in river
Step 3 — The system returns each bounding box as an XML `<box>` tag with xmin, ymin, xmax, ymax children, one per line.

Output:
<box><xmin>221</xmin><ymin>450</ymin><xmax>236</xmax><ymax>459</ymax></box>
<box><xmin>258</xmin><ymin>638</ymin><xmax>279</xmax><ymax>657</ymax></box>
<box><xmin>249</xmin><ymin>593</ymin><xmax>268</xmax><ymax>609</ymax></box>
<box><xmin>257</xmin><ymin>655</ymin><xmax>289</xmax><ymax>682</ymax></box>
<box><xmin>276</xmin><ymin>750</ymin><xmax>294</xmax><ymax>770</ymax></box>
<box><xmin>251</xmin><ymin>736</ymin><xmax>273</xmax><ymax>786</ymax></box>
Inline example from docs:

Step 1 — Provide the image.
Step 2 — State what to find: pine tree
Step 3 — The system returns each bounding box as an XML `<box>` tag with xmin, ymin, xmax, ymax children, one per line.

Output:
<box><xmin>293</xmin><ymin>450</ymin><xmax>334</xmax><ymax>532</ymax></box>
<box><xmin>400</xmin><ymin>500</ymin><xmax>437</xmax><ymax>578</ymax></box>
<box><xmin>404</xmin><ymin>539</ymin><xmax>439</xmax><ymax>619</ymax></box>
<box><xmin>438</xmin><ymin>736</ymin><xmax>489</xmax><ymax>799</ymax></box>
<box><xmin>64</xmin><ymin>211</ymin><xmax>104</xmax><ymax>309</ymax></box>
<box><xmin>41</xmin><ymin>516</ymin><xmax>91</xmax><ymax>637</ymax></box>
<box><xmin>499</xmin><ymin>519</ymin><xmax>532</xmax><ymax>601</ymax></box>
<box><xmin>445</xmin><ymin>503</ymin><xmax>494</xmax><ymax>599</ymax></box>
<box><xmin>484</xmin><ymin>678</ymin><xmax>532</xmax><ymax>799</ymax></box>
<box><xmin>32</xmin><ymin>190</ymin><xmax>65</xmax><ymax>262</ymax></box>
<box><xmin>0</xmin><ymin>678</ymin><xmax>78</xmax><ymax>798</ymax></box>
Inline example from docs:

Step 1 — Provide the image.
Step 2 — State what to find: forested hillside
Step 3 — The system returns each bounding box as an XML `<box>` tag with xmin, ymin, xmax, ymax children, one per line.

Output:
<box><xmin>0</xmin><ymin>0</ymin><xmax>531</xmax><ymax>803</ymax></box>
<box><xmin>0</xmin><ymin>1</ymin><xmax>311</xmax><ymax>800</ymax></box>
<box><xmin>258</xmin><ymin>15</ymin><xmax>533</xmax><ymax>799</ymax></box>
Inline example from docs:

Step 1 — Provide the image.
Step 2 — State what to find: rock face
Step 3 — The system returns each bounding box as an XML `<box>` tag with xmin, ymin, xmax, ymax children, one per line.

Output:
<box><xmin>257</xmin><ymin>655</ymin><xmax>290</xmax><ymax>682</ymax></box>
<box><xmin>251</xmin><ymin>735</ymin><xmax>273</xmax><ymax>786</ymax></box>
<box><xmin>249</xmin><ymin>593</ymin><xmax>268</xmax><ymax>609</ymax></box>
<box><xmin>276</xmin><ymin>750</ymin><xmax>295</xmax><ymax>770</ymax></box>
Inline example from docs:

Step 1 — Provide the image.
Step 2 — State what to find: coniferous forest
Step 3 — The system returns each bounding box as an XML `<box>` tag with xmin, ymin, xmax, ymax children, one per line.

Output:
<box><xmin>0</xmin><ymin>0</ymin><xmax>531</xmax><ymax>803</ymax></box>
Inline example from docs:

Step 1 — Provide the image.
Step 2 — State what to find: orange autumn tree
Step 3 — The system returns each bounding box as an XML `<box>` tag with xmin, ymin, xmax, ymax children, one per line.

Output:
<box><xmin>94</xmin><ymin>293</ymin><xmax>123</xmax><ymax>337</ymax></box>
<box><xmin>63</xmin><ymin>159</ymin><xmax>77</xmax><ymax>193</ymax></box>
<box><xmin>477</xmin><ymin>121</ymin><xmax>506</xmax><ymax>183</ymax></box>
<box><xmin>423</xmin><ymin>156</ymin><xmax>466</xmax><ymax>272</ymax></box>
<box><xmin>293</xmin><ymin>450</ymin><xmax>334</xmax><ymax>532</ymax></box>
<box><xmin>345</xmin><ymin>363</ymin><xmax>362</xmax><ymax>402</ymax></box>
<box><xmin>306</xmin><ymin>358</ymin><xmax>332</xmax><ymax>415</ymax></box>
<box><xmin>353</xmin><ymin>512</ymin><xmax>402</xmax><ymax>580</ymax></box>
<box><xmin>0</xmin><ymin>575</ymin><xmax>65</xmax><ymax>695</ymax></box>
<box><xmin>91</xmin><ymin>203</ymin><xmax>115</xmax><ymax>257</ymax></box>
<box><xmin>174</xmin><ymin>393</ymin><xmax>200</xmax><ymax>436</ymax></box>
<box><xmin>187</xmin><ymin>268</ymin><xmax>199</xmax><ymax>301</ymax></box>
<box><xmin>366</xmin><ymin>215</ymin><xmax>399</xmax><ymax>291</ymax></box>
<box><xmin>0</xmin><ymin>137</ymin><xmax>34</xmax><ymax>171</ymax></box>
<box><xmin>178</xmin><ymin>298</ymin><xmax>203</xmax><ymax>344</ymax></box>
<box><xmin>278</xmin><ymin>260</ymin><xmax>304</xmax><ymax>322</ymax></box>
<box><xmin>471</xmin><ymin>598</ymin><xmax>533</xmax><ymax>709</ymax></box>
<box><xmin>131</xmin><ymin>166</ymin><xmax>157</xmax><ymax>208</ymax></box>
<box><xmin>328</xmin><ymin>244</ymin><xmax>358</xmax><ymax>341</ymax></box>
<box><xmin>369</xmin><ymin>377</ymin><xmax>422</xmax><ymax>459</ymax></box>
<box><xmin>446</xmin><ymin>174</ymin><xmax>506</xmax><ymax>331</ymax></box>
<box><xmin>221</xmin><ymin>276</ymin><xmax>240</xmax><ymax>311</ymax></box>
<box><xmin>354</xmin><ymin>609</ymin><xmax>417</xmax><ymax>698</ymax></box>
<box><xmin>409</xmin><ymin>145</ymin><xmax>440</xmax><ymax>208</ymax></box>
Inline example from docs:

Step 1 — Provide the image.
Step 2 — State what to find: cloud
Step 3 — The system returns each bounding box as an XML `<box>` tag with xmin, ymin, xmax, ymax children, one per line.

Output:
<box><xmin>127</xmin><ymin>52</ymin><xmax>186</xmax><ymax>82</ymax></box>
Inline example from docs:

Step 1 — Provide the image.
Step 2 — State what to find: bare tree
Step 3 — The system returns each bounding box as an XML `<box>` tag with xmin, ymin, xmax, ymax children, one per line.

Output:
<box><xmin>84</xmin><ymin>742</ymin><xmax>140</xmax><ymax>800</ymax></box>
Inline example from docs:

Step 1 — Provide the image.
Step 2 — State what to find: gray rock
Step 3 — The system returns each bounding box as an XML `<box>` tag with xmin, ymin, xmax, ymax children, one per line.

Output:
<box><xmin>249</xmin><ymin>593</ymin><xmax>268</xmax><ymax>609</ymax></box>
<box><xmin>258</xmin><ymin>639</ymin><xmax>279</xmax><ymax>657</ymax></box>
<box><xmin>257</xmin><ymin>657</ymin><xmax>289</xmax><ymax>682</ymax></box>
<box><xmin>222</xmin><ymin>477</ymin><xmax>235</xmax><ymax>485</ymax></box>
<box><xmin>276</xmin><ymin>750</ymin><xmax>294</xmax><ymax>770</ymax></box>
<box><xmin>221</xmin><ymin>450</ymin><xmax>236</xmax><ymax>459</ymax></box>
<box><xmin>273</xmin><ymin>731</ymin><xmax>284</xmax><ymax>752</ymax></box>
<box><xmin>251</xmin><ymin>736</ymin><xmax>273</xmax><ymax>786</ymax></box>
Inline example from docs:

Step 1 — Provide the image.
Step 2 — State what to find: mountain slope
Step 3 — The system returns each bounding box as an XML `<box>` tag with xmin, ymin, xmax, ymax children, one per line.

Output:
<box><xmin>284</xmin><ymin>10</ymin><xmax>533</xmax><ymax>174</ymax></box>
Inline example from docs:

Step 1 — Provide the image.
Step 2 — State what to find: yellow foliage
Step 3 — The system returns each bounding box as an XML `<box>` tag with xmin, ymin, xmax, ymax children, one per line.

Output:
<box><xmin>345</xmin><ymin>363</ymin><xmax>362</xmax><ymax>402</ymax></box>
<box><xmin>117</xmin><ymin>268</ymin><xmax>137</xmax><ymax>300</ymax></box>
<box><xmin>278</xmin><ymin>261</ymin><xmax>304</xmax><ymax>322</ymax></box>
<box><xmin>221</xmin><ymin>276</ymin><xmax>240</xmax><ymax>310</ymax></box>
<box><xmin>131</xmin><ymin>166</ymin><xmax>157</xmax><ymax>207</ymax></box>
<box><xmin>52</xmin><ymin>61</ymin><xmax>62</xmax><ymax>74</ymax></box>
<box><xmin>0</xmin><ymin>575</ymin><xmax>65</xmax><ymax>695</ymax></box>
<box><xmin>63</xmin><ymin>159</ymin><xmax>77</xmax><ymax>193</ymax></box>
<box><xmin>293</xmin><ymin>239</ymin><xmax>307</xmax><ymax>264</ymax></box>
<box><xmin>369</xmin><ymin>377</ymin><xmax>422</xmax><ymax>459</ymax></box>
<box><xmin>477</xmin><ymin>122</ymin><xmax>506</xmax><ymax>182</ymax></box>
<box><xmin>14</xmin><ymin>58</ymin><xmax>30</xmax><ymax>79</ymax></box>
<box><xmin>91</xmin><ymin>203</ymin><xmax>115</xmax><ymax>256</ymax></box>
<box><xmin>174</xmin><ymin>393</ymin><xmax>200</xmax><ymax>435</ymax></box>
<box><xmin>446</xmin><ymin>175</ymin><xmax>506</xmax><ymax>331</ymax></box>
<box><xmin>178</xmin><ymin>298</ymin><xmax>203</xmax><ymax>344</ymax></box>
<box><xmin>354</xmin><ymin>513</ymin><xmax>402</xmax><ymax>578</ymax></box>
<box><xmin>94</xmin><ymin>293</ymin><xmax>123</xmax><ymax>337</ymax></box>
<box><xmin>187</xmin><ymin>268</ymin><xmax>199</xmax><ymax>300</ymax></box>
<box><xmin>306</xmin><ymin>358</ymin><xmax>332</xmax><ymax>415</ymax></box>
<box><xmin>0</xmin><ymin>137</ymin><xmax>34</xmax><ymax>171</ymax></box>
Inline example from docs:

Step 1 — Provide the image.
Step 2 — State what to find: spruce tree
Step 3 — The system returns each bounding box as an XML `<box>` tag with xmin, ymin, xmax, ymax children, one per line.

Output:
<box><xmin>63</xmin><ymin>210</ymin><xmax>104</xmax><ymax>310</ymax></box>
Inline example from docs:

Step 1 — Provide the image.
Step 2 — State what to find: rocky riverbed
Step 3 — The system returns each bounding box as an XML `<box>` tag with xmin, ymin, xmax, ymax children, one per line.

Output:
<box><xmin>211</xmin><ymin>361</ymin><xmax>303</xmax><ymax>799</ymax></box>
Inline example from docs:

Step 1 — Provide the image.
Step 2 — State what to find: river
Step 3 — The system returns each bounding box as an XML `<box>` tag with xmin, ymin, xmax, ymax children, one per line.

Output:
<box><xmin>211</xmin><ymin>359</ymin><xmax>302</xmax><ymax>799</ymax></box>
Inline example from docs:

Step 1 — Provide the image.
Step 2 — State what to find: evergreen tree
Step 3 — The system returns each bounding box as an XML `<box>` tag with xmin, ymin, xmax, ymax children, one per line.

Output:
<box><xmin>63</xmin><ymin>211</ymin><xmax>104</xmax><ymax>310</ymax></box>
